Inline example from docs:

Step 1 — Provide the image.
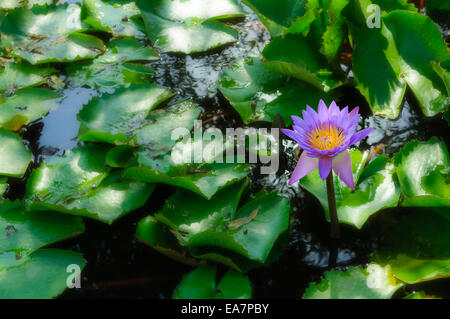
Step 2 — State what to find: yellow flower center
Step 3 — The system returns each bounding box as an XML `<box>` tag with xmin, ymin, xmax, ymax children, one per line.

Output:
<box><xmin>307</xmin><ymin>124</ymin><xmax>345</xmax><ymax>151</ymax></box>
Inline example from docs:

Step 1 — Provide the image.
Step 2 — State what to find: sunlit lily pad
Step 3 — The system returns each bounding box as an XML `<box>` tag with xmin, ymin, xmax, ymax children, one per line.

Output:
<box><xmin>0</xmin><ymin>200</ymin><xmax>84</xmax><ymax>256</ymax></box>
<box><xmin>0</xmin><ymin>62</ymin><xmax>55</xmax><ymax>95</ymax></box>
<box><xmin>262</xmin><ymin>34</ymin><xmax>343</xmax><ymax>92</ymax></box>
<box><xmin>394</xmin><ymin>138</ymin><xmax>450</xmax><ymax>207</ymax></box>
<box><xmin>303</xmin><ymin>263</ymin><xmax>403</xmax><ymax>299</ymax></box>
<box><xmin>375</xmin><ymin>208</ymin><xmax>450</xmax><ymax>284</ymax></box>
<box><xmin>0</xmin><ymin>3</ymin><xmax>105</xmax><ymax>64</ymax></box>
<box><xmin>173</xmin><ymin>264</ymin><xmax>252</xmax><ymax>299</ymax></box>
<box><xmin>300</xmin><ymin>151</ymin><xmax>400</xmax><ymax>229</ymax></box>
<box><xmin>66</xmin><ymin>38</ymin><xmax>157</xmax><ymax>90</ymax></box>
<box><xmin>137</xmin><ymin>0</ymin><xmax>245</xmax><ymax>53</ymax></box>
<box><xmin>26</xmin><ymin>145</ymin><xmax>153</xmax><ymax>223</ymax></box>
<box><xmin>346</xmin><ymin>1</ymin><xmax>449</xmax><ymax>118</ymax></box>
<box><xmin>0</xmin><ymin>128</ymin><xmax>32</xmax><ymax>178</ymax></box>
<box><xmin>0</xmin><ymin>88</ymin><xmax>61</xmax><ymax>131</ymax></box>
<box><xmin>218</xmin><ymin>55</ymin><xmax>338</xmax><ymax>125</ymax></box>
<box><xmin>0</xmin><ymin>249</ymin><xmax>86</xmax><ymax>299</ymax></box>
<box><xmin>82</xmin><ymin>0</ymin><xmax>146</xmax><ymax>38</ymax></box>
<box><xmin>78</xmin><ymin>83</ymin><xmax>173</xmax><ymax>145</ymax></box>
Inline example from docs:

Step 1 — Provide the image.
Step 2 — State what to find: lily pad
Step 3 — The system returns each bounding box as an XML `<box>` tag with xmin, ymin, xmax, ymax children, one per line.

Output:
<box><xmin>394</xmin><ymin>138</ymin><xmax>450</xmax><ymax>207</ymax></box>
<box><xmin>25</xmin><ymin>144</ymin><xmax>111</xmax><ymax>208</ymax></box>
<box><xmin>0</xmin><ymin>62</ymin><xmax>55</xmax><ymax>95</ymax></box>
<box><xmin>137</xmin><ymin>0</ymin><xmax>245</xmax><ymax>53</ymax></box>
<box><xmin>218</xmin><ymin>55</ymin><xmax>338</xmax><ymax>125</ymax></box>
<box><xmin>242</xmin><ymin>0</ymin><xmax>318</xmax><ymax>37</ymax></box>
<box><xmin>78</xmin><ymin>83</ymin><xmax>173</xmax><ymax>145</ymax></box>
<box><xmin>262</xmin><ymin>34</ymin><xmax>343</xmax><ymax>92</ymax></box>
<box><xmin>187</xmin><ymin>191</ymin><xmax>290</xmax><ymax>271</ymax></box>
<box><xmin>0</xmin><ymin>178</ymin><xmax>7</xmax><ymax>197</ymax></box>
<box><xmin>0</xmin><ymin>200</ymin><xmax>84</xmax><ymax>256</ymax></box>
<box><xmin>0</xmin><ymin>249</ymin><xmax>86</xmax><ymax>299</ymax></box>
<box><xmin>136</xmin><ymin>215</ymin><xmax>198</xmax><ymax>266</ymax></box>
<box><xmin>0</xmin><ymin>128</ymin><xmax>32</xmax><ymax>178</ymax></box>
<box><xmin>300</xmin><ymin>151</ymin><xmax>400</xmax><ymax>229</ymax></box>
<box><xmin>375</xmin><ymin>208</ymin><xmax>450</xmax><ymax>284</ymax></box>
<box><xmin>1</xmin><ymin>3</ymin><xmax>105</xmax><ymax>64</ymax></box>
<box><xmin>106</xmin><ymin>145</ymin><xmax>136</xmax><ymax>168</ymax></box>
<box><xmin>82</xmin><ymin>0</ymin><xmax>146</xmax><ymax>38</ymax></box>
<box><xmin>303</xmin><ymin>263</ymin><xmax>403</xmax><ymax>299</ymax></box>
<box><xmin>346</xmin><ymin>2</ymin><xmax>449</xmax><ymax>118</ymax></box>
<box><xmin>173</xmin><ymin>264</ymin><xmax>252</xmax><ymax>299</ymax></box>
<box><xmin>0</xmin><ymin>88</ymin><xmax>61</xmax><ymax>131</ymax></box>
<box><xmin>66</xmin><ymin>38</ymin><xmax>158</xmax><ymax>90</ymax></box>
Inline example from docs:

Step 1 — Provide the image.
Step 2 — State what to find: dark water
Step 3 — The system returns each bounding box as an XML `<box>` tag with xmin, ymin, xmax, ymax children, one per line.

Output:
<box><xmin>7</xmin><ymin>2</ymin><xmax>449</xmax><ymax>298</ymax></box>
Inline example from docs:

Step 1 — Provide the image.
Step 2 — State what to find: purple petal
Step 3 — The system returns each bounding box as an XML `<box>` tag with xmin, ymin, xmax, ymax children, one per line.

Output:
<box><xmin>349</xmin><ymin>127</ymin><xmax>373</xmax><ymax>145</ymax></box>
<box><xmin>288</xmin><ymin>151</ymin><xmax>318</xmax><ymax>185</ymax></box>
<box><xmin>318</xmin><ymin>99</ymin><xmax>328</xmax><ymax>122</ymax></box>
<box><xmin>318</xmin><ymin>157</ymin><xmax>332</xmax><ymax>180</ymax></box>
<box><xmin>332</xmin><ymin>150</ymin><xmax>355</xmax><ymax>190</ymax></box>
<box><xmin>292</xmin><ymin>115</ymin><xmax>304</xmax><ymax>128</ymax></box>
<box><xmin>281</xmin><ymin>128</ymin><xmax>301</xmax><ymax>143</ymax></box>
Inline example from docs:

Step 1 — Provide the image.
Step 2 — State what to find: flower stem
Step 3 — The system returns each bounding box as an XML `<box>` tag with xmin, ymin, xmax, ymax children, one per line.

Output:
<box><xmin>326</xmin><ymin>172</ymin><xmax>340</xmax><ymax>239</ymax></box>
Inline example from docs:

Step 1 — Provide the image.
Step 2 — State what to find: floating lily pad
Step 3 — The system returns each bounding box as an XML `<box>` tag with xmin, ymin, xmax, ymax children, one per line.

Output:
<box><xmin>0</xmin><ymin>178</ymin><xmax>8</xmax><ymax>197</ymax></box>
<box><xmin>0</xmin><ymin>249</ymin><xmax>86</xmax><ymax>299</ymax></box>
<box><xmin>1</xmin><ymin>3</ymin><xmax>105</xmax><ymax>64</ymax></box>
<box><xmin>137</xmin><ymin>0</ymin><xmax>245</xmax><ymax>53</ymax></box>
<box><xmin>300</xmin><ymin>151</ymin><xmax>400</xmax><ymax>229</ymax></box>
<box><xmin>346</xmin><ymin>2</ymin><xmax>449</xmax><ymax>118</ymax></box>
<box><xmin>0</xmin><ymin>200</ymin><xmax>84</xmax><ymax>256</ymax></box>
<box><xmin>0</xmin><ymin>88</ymin><xmax>61</xmax><ymax>131</ymax></box>
<box><xmin>173</xmin><ymin>264</ymin><xmax>252</xmax><ymax>299</ymax></box>
<box><xmin>78</xmin><ymin>83</ymin><xmax>173</xmax><ymax>145</ymax></box>
<box><xmin>155</xmin><ymin>180</ymin><xmax>248</xmax><ymax>246</ymax></box>
<box><xmin>242</xmin><ymin>0</ymin><xmax>319</xmax><ymax>37</ymax></box>
<box><xmin>0</xmin><ymin>128</ymin><xmax>32</xmax><ymax>178</ymax></box>
<box><xmin>303</xmin><ymin>263</ymin><xmax>403</xmax><ymax>299</ymax></box>
<box><xmin>262</xmin><ymin>34</ymin><xmax>343</xmax><ymax>92</ymax></box>
<box><xmin>136</xmin><ymin>215</ymin><xmax>198</xmax><ymax>266</ymax></box>
<box><xmin>218</xmin><ymin>55</ymin><xmax>338</xmax><ymax>125</ymax></box>
<box><xmin>66</xmin><ymin>38</ymin><xmax>157</xmax><ymax>90</ymax></box>
<box><xmin>375</xmin><ymin>208</ymin><xmax>450</xmax><ymax>284</ymax></box>
<box><xmin>0</xmin><ymin>62</ymin><xmax>55</xmax><ymax>95</ymax></box>
<box><xmin>394</xmin><ymin>138</ymin><xmax>450</xmax><ymax>207</ymax></box>
<box><xmin>25</xmin><ymin>144</ymin><xmax>111</xmax><ymax>207</ymax></box>
<box><xmin>106</xmin><ymin>145</ymin><xmax>136</xmax><ymax>168</ymax></box>
<box><xmin>82</xmin><ymin>0</ymin><xmax>146</xmax><ymax>38</ymax></box>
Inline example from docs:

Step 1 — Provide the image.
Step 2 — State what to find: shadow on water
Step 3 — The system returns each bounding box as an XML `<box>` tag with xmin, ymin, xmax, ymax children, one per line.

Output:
<box><xmin>14</xmin><ymin>1</ymin><xmax>449</xmax><ymax>298</ymax></box>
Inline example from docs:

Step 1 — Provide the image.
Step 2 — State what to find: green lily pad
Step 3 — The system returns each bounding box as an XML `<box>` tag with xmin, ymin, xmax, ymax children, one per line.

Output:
<box><xmin>105</xmin><ymin>145</ymin><xmax>136</xmax><ymax>168</ymax></box>
<box><xmin>218</xmin><ymin>55</ymin><xmax>338</xmax><ymax>125</ymax></box>
<box><xmin>0</xmin><ymin>0</ymin><xmax>53</xmax><ymax>10</ymax></box>
<box><xmin>0</xmin><ymin>200</ymin><xmax>84</xmax><ymax>256</ymax></box>
<box><xmin>0</xmin><ymin>178</ymin><xmax>7</xmax><ymax>197</ymax></box>
<box><xmin>136</xmin><ymin>215</ymin><xmax>198</xmax><ymax>266</ymax></box>
<box><xmin>0</xmin><ymin>62</ymin><xmax>55</xmax><ymax>95</ymax></box>
<box><xmin>187</xmin><ymin>191</ymin><xmax>290</xmax><ymax>271</ymax></box>
<box><xmin>346</xmin><ymin>2</ymin><xmax>449</xmax><ymax>118</ymax></box>
<box><xmin>0</xmin><ymin>128</ymin><xmax>32</xmax><ymax>178</ymax></box>
<box><xmin>1</xmin><ymin>3</ymin><xmax>105</xmax><ymax>64</ymax></box>
<box><xmin>242</xmin><ymin>0</ymin><xmax>319</xmax><ymax>37</ymax></box>
<box><xmin>66</xmin><ymin>38</ymin><xmax>158</xmax><ymax>90</ymax></box>
<box><xmin>82</xmin><ymin>0</ymin><xmax>146</xmax><ymax>38</ymax></box>
<box><xmin>303</xmin><ymin>263</ymin><xmax>403</xmax><ymax>299</ymax></box>
<box><xmin>0</xmin><ymin>88</ymin><xmax>61</xmax><ymax>131</ymax></box>
<box><xmin>262</xmin><ymin>34</ymin><xmax>343</xmax><ymax>92</ymax></box>
<box><xmin>137</xmin><ymin>0</ymin><xmax>245</xmax><ymax>54</ymax></box>
<box><xmin>375</xmin><ymin>208</ymin><xmax>450</xmax><ymax>284</ymax></box>
<box><xmin>78</xmin><ymin>83</ymin><xmax>173</xmax><ymax>145</ymax></box>
<box><xmin>0</xmin><ymin>249</ymin><xmax>86</xmax><ymax>299</ymax></box>
<box><xmin>25</xmin><ymin>144</ymin><xmax>111</xmax><ymax>208</ymax></box>
<box><xmin>155</xmin><ymin>180</ymin><xmax>248</xmax><ymax>246</ymax></box>
<box><xmin>173</xmin><ymin>264</ymin><xmax>252</xmax><ymax>299</ymax></box>
<box><xmin>300</xmin><ymin>151</ymin><xmax>400</xmax><ymax>229</ymax></box>
<box><xmin>394</xmin><ymin>138</ymin><xmax>450</xmax><ymax>207</ymax></box>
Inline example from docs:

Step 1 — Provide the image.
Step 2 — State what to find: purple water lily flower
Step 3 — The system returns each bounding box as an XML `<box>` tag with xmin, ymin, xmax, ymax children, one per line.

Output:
<box><xmin>281</xmin><ymin>100</ymin><xmax>373</xmax><ymax>190</ymax></box>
